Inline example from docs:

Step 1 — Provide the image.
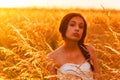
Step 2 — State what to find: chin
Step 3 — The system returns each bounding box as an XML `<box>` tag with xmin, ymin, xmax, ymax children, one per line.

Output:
<box><xmin>71</xmin><ymin>38</ymin><xmax>80</xmax><ymax>42</ymax></box>
<box><xmin>65</xmin><ymin>37</ymin><xmax>81</xmax><ymax>41</ymax></box>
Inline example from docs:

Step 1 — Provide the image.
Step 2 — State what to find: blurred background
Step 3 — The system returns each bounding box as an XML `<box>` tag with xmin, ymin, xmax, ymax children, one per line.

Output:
<box><xmin>0</xmin><ymin>0</ymin><xmax>120</xmax><ymax>80</ymax></box>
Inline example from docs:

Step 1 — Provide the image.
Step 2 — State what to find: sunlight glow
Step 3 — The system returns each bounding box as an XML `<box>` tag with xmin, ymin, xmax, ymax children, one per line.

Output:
<box><xmin>0</xmin><ymin>0</ymin><xmax>120</xmax><ymax>10</ymax></box>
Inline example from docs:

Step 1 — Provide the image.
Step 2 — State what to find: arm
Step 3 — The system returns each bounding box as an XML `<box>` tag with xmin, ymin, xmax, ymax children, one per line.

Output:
<box><xmin>86</xmin><ymin>45</ymin><xmax>100</xmax><ymax>80</ymax></box>
<box><xmin>46</xmin><ymin>53</ymin><xmax>58</xmax><ymax>80</ymax></box>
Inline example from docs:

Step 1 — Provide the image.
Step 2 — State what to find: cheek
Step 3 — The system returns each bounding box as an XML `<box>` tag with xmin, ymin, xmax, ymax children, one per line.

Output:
<box><xmin>81</xmin><ymin>30</ymin><xmax>84</xmax><ymax>37</ymax></box>
<box><xmin>66</xmin><ymin>26</ymin><xmax>73</xmax><ymax>32</ymax></box>
<box><xmin>65</xmin><ymin>29</ymin><xmax>72</xmax><ymax>37</ymax></box>
<box><xmin>79</xmin><ymin>29</ymin><xmax>84</xmax><ymax>34</ymax></box>
<box><xmin>65</xmin><ymin>30</ymin><xmax>69</xmax><ymax>36</ymax></box>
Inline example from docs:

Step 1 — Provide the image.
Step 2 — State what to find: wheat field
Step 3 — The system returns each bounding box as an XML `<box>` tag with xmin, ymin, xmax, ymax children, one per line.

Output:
<box><xmin>0</xmin><ymin>8</ymin><xmax>120</xmax><ymax>80</ymax></box>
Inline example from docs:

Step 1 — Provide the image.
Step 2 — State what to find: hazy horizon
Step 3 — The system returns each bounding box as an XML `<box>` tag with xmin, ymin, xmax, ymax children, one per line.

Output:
<box><xmin>0</xmin><ymin>0</ymin><xmax>120</xmax><ymax>10</ymax></box>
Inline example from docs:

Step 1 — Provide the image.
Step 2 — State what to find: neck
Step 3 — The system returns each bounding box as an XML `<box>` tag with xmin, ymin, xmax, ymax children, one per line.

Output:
<box><xmin>63</xmin><ymin>40</ymin><xmax>79</xmax><ymax>51</ymax></box>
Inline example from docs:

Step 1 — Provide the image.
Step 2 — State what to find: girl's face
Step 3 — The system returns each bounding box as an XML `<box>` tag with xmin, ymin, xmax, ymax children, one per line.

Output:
<box><xmin>65</xmin><ymin>16</ymin><xmax>84</xmax><ymax>42</ymax></box>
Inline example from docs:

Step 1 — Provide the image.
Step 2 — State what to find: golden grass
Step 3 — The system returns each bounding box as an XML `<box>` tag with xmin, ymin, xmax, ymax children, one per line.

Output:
<box><xmin>0</xmin><ymin>8</ymin><xmax>120</xmax><ymax>80</ymax></box>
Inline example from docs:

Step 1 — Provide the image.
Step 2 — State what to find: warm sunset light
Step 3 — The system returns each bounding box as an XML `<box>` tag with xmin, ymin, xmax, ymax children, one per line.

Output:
<box><xmin>0</xmin><ymin>0</ymin><xmax>120</xmax><ymax>79</ymax></box>
<box><xmin>0</xmin><ymin>0</ymin><xmax>120</xmax><ymax>10</ymax></box>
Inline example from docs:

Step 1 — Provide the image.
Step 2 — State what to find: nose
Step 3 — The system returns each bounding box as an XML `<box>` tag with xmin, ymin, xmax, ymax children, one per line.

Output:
<box><xmin>75</xmin><ymin>25</ymin><xmax>79</xmax><ymax>31</ymax></box>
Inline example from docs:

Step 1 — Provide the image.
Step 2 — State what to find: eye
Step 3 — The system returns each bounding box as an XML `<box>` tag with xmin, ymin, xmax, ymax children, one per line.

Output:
<box><xmin>68</xmin><ymin>21</ymin><xmax>76</xmax><ymax>27</ymax></box>
<box><xmin>70</xmin><ymin>23</ymin><xmax>76</xmax><ymax>27</ymax></box>
<box><xmin>79</xmin><ymin>24</ymin><xmax>84</xmax><ymax>29</ymax></box>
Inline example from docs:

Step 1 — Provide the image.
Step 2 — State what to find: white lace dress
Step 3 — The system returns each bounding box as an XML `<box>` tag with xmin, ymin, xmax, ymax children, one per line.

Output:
<box><xmin>57</xmin><ymin>61</ymin><xmax>93</xmax><ymax>80</ymax></box>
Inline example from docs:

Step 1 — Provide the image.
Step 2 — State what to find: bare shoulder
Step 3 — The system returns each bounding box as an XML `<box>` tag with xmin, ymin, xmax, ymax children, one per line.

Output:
<box><xmin>86</xmin><ymin>44</ymin><xmax>95</xmax><ymax>52</ymax></box>
<box><xmin>85</xmin><ymin>44</ymin><xmax>96</xmax><ymax>58</ymax></box>
<box><xmin>47</xmin><ymin>51</ymin><xmax>57</xmax><ymax>59</ymax></box>
<box><xmin>47</xmin><ymin>47</ymin><xmax>62</xmax><ymax>60</ymax></box>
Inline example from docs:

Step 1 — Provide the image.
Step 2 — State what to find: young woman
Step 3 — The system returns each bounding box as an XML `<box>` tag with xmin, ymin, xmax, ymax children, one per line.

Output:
<box><xmin>47</xmin><ymin>13</ymin><xmax>99</xmax><ymax>80</ymax></box>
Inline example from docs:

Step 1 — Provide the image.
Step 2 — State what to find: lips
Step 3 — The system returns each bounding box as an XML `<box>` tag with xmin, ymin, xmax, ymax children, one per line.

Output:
<box><xmin>73</xmin><ymin>33</ymin><xmax>80</xmax><ymax>37</ymax></box>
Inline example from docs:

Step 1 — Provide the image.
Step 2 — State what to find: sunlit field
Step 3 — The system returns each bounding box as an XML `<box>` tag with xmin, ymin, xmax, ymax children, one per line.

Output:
<box><xmin>0</xmin><ymin>8</ymin><xmax>120</xmax><ymax>80</ymax></box>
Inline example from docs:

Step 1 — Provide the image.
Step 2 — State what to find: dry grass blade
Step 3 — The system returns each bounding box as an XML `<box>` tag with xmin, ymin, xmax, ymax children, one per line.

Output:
<box><xmin>104</xmin><ymin>45</ymin><xmax>120</xmax><ymax>55</ymax></box>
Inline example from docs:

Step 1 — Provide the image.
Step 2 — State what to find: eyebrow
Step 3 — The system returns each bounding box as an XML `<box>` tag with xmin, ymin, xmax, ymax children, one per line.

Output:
<box><xmin>70</xmin><ymin>21</ymin><xmax>84</xmax><ymax>24</ymax></box>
